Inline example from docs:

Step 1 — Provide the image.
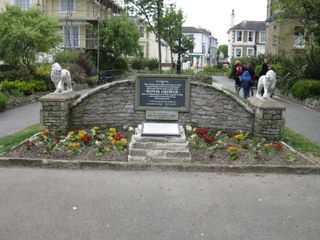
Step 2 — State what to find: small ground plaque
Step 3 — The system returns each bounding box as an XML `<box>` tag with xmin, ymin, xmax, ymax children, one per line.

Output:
<box><xmin>146</xmin><ymin>110</ymin><xmax>179</xmax><ymax>121</ymax></box>
<box><xmin>141</xmin><ymin>122</ymin><xmax>181</xmax><ymax>137</ymax></box>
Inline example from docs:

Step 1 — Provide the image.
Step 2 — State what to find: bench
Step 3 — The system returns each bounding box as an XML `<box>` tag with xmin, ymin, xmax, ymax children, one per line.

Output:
<box><xmin>98</xmin><ymin>70</ymin><xmax>116</xmax><ymax>84</ymax></box>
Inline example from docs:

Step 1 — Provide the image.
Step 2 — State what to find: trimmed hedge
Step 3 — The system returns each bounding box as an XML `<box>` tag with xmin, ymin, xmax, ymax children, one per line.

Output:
<box><xmin>0</xmin><ymin>80</ymin><xmax>47</xmax><ymax>96</ymax></box>
<box><xmin>291</xmin><ymin>79</ymin><xmax>320</xmax><ymax>100</ymax></box>
<box><xmin>0</xmin><ymin>92</ymin><xmax>8</xmax><ymax>111</ymax></box>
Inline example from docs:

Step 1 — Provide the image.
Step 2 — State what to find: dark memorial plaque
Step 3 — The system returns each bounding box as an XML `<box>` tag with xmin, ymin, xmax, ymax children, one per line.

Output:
<box><xmin>135</xmin><ymin>75</ymin><xmax>190</xmax><ymax>112</ymax></box>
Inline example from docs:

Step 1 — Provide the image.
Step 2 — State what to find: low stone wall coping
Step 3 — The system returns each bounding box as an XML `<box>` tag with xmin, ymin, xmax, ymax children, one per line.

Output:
<box><xmin>249</xmin><ymin>97</ymin><xmax>286</xmax><ymax>110</ymax></box>
<box><xmin>40</xmin><ymin>91</ymin><xmax>80</xmax><ymax>102</ymax></box>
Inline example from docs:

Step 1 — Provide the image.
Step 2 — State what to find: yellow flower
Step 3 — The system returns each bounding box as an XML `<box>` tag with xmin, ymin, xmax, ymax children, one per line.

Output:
<box><xmin>120</xmin><ymin>138</ymin><xmax>128</xmax><ymax>144</ymax></box>
<box><xmin>234</xmin><ymin>133</ymin><xmax>245</xmax><ymax>140</ymax></box>
<box><xmin>111</xmin><ymin>139</ymin><xmax>117</xmax><ymax>145</ymax></box>
<box><xmin>263</xmin><ymin>143</ymin><xmax>272</xmax><ymax>149</ymax></box>
<box><xmin>68</xmin><ymin>142</ymin><xmax>80</xmax><ymax>148</ymax></box>
<box><xmin>227</xmin><ymin>146</ymin><xmax>241</xmax><ymax>152</ymax></box>
<box><xmin>108</xmin><ymin>128</ymin><xmax>117</xmax><ymax>137</ymax></box>
<box><xmin>40</xmin><ymin>129</ymin><xmax>49</xmax><ymax>137</ymax></box>
<box><xmin>93</xmin><ymin>126</ymin><xmax>100</xmax><ymax>131</ymax></box>
<box><xmin>78</xmin><ymin>130</ymin><xmax>87</xmax><ymax>139</ymax></box>
<box><xmin>68</xmin><ymin>131</ymin><xmax>75</xmax><ymax>136</ymax></box>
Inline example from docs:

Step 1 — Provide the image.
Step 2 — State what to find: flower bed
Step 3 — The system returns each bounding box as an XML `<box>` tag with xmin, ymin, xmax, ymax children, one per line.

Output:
<box><xmin>3</xmin><ymin>126</ymin><xmax>316</xmax><ymax>167</ymax></box>
<box><xmin>185</xmin><ymin>127</ymin><xmax>313</xmax><ymax>166</ymax></box>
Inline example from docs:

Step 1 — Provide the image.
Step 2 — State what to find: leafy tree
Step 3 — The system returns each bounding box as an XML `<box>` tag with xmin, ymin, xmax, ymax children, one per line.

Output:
<box><xmin>125</xmin><ymin>0</ymin><xmax>164</xmax><ymax>73</ymax></box>
<box><xmin>99</xmin><ymin>14</ymin><xmax>141</xmax><ymax>64</ymax></box>
<box><xmin>0</xmin><ymin>5</ymin><xmax>62</xmax><ymax>72</ymax></box>
<box><xmin>218</xmin><ymin>44</ymin><xmax>228</xmax><ymax>60</ymax></box>
<box><xmin>273</xmin><ymin>0</ymin><xmax>320</xmax><ymax>46</ymax></box>
<box><xmin>162</xmin><ymin>4</ymin><xmax>194</xmax><ymax>69</ymax></box>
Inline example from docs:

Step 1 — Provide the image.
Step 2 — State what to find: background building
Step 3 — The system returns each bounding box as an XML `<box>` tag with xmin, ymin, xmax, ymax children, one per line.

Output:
<box><xmin>265</xmin><ymin>0</ymin><xmax>307</xmax><ymax>57</ymax></box>
<box><xmin>182</xmin><ymin>27</ymin><xmax>218</xmax><ymax>69</ymax></box>
<box><xmin>227</xmin><ymin>18</ymin><xmax>266</xmax><ymax>60</ymax></box>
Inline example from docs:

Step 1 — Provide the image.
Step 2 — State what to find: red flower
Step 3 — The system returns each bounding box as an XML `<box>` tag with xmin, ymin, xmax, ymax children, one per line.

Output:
<box><xmin>114</xmin><ymin>134</ymin><xmax>125</xmax><ymax>141</ymax></box>
<box><xmin>203</xmin><ymin>134</ymin><xmax>215</xmax><ymax>143</ymax></box>
<box><xmin>25</xmin><ymin>141</ymin><xmax>35</xmax><ymax>149</ymax></box>
<box><xmin>195</xmin><ymin>128</ymin><xmax>208</xmax><ymax>136</ymax></box>
<box><xmin>53</xmin><ymin>135</ymin><xmax>60</xmax><ymax>142</ymax></box>
<box><xmin>82</xmin><ymin>134</ymin><xmax>92</xmax><ymax>143</ymax></box>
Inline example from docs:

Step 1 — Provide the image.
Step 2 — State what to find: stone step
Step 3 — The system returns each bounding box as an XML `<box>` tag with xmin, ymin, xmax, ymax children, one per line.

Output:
<box><xmin>129</xmin><ymin>149</ymin><xmax>191</xmax><ymax>159</ymax></box>
<box><xmin>130</xmin><ymin>142</ymin><xmax>188</xmax><ymax>150</ymax></box>
<box><xmin>132</xmin><ymin>135</ymin><xmax>187</xmax><ymax>143</ymax></box>
<box><xmin>128</xmin><ymin>155</ymin><xmax>191</xmax><ymax>163</ymax></box>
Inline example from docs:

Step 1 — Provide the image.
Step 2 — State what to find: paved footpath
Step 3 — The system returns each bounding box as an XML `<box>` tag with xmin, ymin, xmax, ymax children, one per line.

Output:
<box><xmin>213</xmin><ymin>75</ymin><xmax>320</xmax><ymax>144</ymax></box>
<box><xmin>0</xmin><ymin>167</ymin><xmax>320</xmax><ymax>240</ymax></box>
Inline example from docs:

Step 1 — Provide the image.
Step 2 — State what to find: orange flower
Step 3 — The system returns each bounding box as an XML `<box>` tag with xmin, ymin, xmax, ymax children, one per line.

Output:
<box><xmin>233</xmin><ymin>133</ymin><xmax>245</xmax><ymax>140</ymax></box>
<box><xmin>78</xmin><ymin>130</ymin><xmax>87</xmax><ymax>140</ymax></box>
<box><xmin>40</xmin><ymin>129</ymin><xmax>49</xmax><ymax>137</ymax></box>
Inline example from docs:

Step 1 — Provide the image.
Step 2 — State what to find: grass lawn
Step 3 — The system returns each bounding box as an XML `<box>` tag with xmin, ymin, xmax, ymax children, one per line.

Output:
<box><xmin>0</xmin><ymin>123</ymin><xmax>41</xmax><ymax>155</ymax></box>
<box><xmin>283</xmin><ymin>127</ymin><xmax>320</xmax><ymax>157</ymax></box>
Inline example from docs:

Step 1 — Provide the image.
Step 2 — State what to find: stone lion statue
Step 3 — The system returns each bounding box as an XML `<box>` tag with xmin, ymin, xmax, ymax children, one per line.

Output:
<box><xmin>50</xmin><ymin>62</ymin><xmax>73</xmax><ymax>93</ymax></box>
<box><xmin>256</xmin><ymin>70</ymin><xmax>276</xmax><ymax>100</ymax></box>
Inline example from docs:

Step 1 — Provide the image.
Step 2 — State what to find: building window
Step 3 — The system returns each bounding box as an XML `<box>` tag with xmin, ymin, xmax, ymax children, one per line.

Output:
<box><xmin>259</xmin><ymin>31</ymin><xmax>266</xmax><ymax>43</ymax></box>
<box><xmin>63</xmin><ymin>25</ymin><xmax>80</xmax><ymax>48</ymax></box>
<box><xmin>247</xmin><ymin>48</ymin><xmax>254</xmax><ymax>56</ymax></box>
<box><xmin>61</xmin><ymin>0</ymin><xmax>75</xmax><ymax>12</ymax></box>
<box><xmin>13</xmin><ymin>0</ymin><xmax>30</xmax><ymax>10</ymax></box>
<box><xmin>139</xmin><ymin>26</ymin><xmax>145</xmax><ymax>38</ymax></box>
<box><xmin>294</xmin><ymin>26</ymin><xmax>305</xmax><ymax>48</ymax></box>
<box><xmin>235</xmin><ymin>48</ymin><xmax>242</xmax><ymax>57</ymax></box>
<box><xmin>248</xmin><ymin>31</ymin><xmax>254</xmax><ymax>42</ymax></box>
<box><xmin>236</xmin><ymin>31</ymin><xmax>243</xmax><ymax>42</ymax></box>
<box><xmin>202</xmin><ymin>44</ymin><xmax>205</xmax><ymax>54</ymax></box>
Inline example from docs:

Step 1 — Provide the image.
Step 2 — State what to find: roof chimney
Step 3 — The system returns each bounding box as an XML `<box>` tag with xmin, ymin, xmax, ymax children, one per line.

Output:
<box><xmin>231</xmin><ymin>9</ymin><xmax>235</xmax><ymax>27</ymax></box>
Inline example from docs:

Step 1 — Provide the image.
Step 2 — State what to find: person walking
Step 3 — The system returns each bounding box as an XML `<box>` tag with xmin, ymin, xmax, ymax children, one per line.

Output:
<box><xmin>239</xmin><ymin>70</ymin><xmax>254</xmax><ymax>99</ymax></box>
<box><xmin>246</xmin><ymin>63</ymin><xmax>257</xmax><ymax>96</ymax></box>
<box><xmin>230</xmin><ymin>60</ymin><xmax>243</xmax><ymax>94</ymax></box>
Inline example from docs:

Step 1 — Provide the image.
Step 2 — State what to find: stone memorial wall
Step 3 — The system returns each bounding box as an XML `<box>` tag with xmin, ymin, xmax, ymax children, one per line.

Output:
<box><xmin>69</xmin><ymin>79</ymin><xmax>254</xmax><ymax>133</ymax></box>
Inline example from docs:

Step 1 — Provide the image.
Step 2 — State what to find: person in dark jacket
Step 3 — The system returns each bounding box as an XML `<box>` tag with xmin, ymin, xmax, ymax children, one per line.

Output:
<box><xmin>239</xmin><ymin>70</ymin><xmax>254</xmax><ymax>99</ymax></box>
<box><xmin>230</xmin><ymin>60</ymin><xmax>243</xmax><ymax>94</ymax></box>
<box><xmin>246</xmin><ymin>62</ymin><xmax>257</xmax><ymax>96</ymax></box>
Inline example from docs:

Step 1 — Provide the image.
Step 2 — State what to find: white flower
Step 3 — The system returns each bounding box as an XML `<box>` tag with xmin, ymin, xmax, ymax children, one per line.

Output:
<box><xmin>128</xmin><ymin>127</ymin><xmax>134</xmax><ymax>132</ymax></box>
<box><xmin>185</xmin><ymin>125</ymin><xmax>192</xmax><ymax>132</ymax></box>
<box><xmin>95</xmin><ymin>140</ymin><xmax>102</xmax><ymax>146</ymax></box>
<box><xmin>123</xmin><ymin>125</ymin><xmax>128</xmax><ymax>130</ymax></box>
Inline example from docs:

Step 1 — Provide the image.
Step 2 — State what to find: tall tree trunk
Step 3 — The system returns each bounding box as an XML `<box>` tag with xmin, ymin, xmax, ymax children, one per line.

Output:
<box><xmin>157</xmin><ymin>0</ymin><xmax>162</xmax><ymax>74</ymax></box>
<box><xmin>158</xmin><ymin>34</ymin><xmax>162</xmax><ymax>73</ymax></box>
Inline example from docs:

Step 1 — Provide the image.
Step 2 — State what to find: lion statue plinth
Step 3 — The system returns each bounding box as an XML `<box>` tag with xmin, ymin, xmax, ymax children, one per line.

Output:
<box><xmin>256</xmin><ymin>70</ymin><xmax>276</xmax><ymax>100</ymax></box>
<box><xmin>50</xmin><ymin>62</ymin><xmax>73</xmax><ymax>93</ymax></box>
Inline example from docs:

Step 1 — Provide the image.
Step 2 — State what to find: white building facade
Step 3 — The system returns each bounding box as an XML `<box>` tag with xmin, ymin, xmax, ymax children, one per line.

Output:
<box><xmin>182</xmin><ymin>27</ymin><xmax>218</xmax><ymax>69</ymax></box>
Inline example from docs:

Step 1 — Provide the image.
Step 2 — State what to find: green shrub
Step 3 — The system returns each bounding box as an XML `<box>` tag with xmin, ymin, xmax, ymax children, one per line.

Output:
<box><xmin>68</xmin><ymin>64</ymin><xmax>87</xmax><ymax>84</ymax></box>
<box><xmin>291</xmin><ymin>79</ymin><xmax>320</xmax><ymax>100</ymax></box>
<box><xmin>114</xmin><ymin>56</ymin><xmax>129</xmax><ymax>74</ymax></box>
<box><xmin>145</xmin><ymin>58</ymin><xmax>159</xmax><ymax>71</ymax></box>
<box><xmin>86</xmin><ymin>75</ymin><xmax>98</xmax><ymax>87</ymax></box>
<box><xmin>54</xmin><ymin>51</ymin><xmax>79</xmax><ymax>64</ymax></box>
<box><xmin>0</xmin><ymin>80</ymin><xmax>47</xmax><ymax>95</ymax></box>
<box><xmin>0</xmin><ymin>92</ymin><xmax>9</xmax><ymax>111</ymax></box>
<box><xmin>130</xmin><ymin>58</ymin><xmax>146</xmax><ymax>70</ymax></box>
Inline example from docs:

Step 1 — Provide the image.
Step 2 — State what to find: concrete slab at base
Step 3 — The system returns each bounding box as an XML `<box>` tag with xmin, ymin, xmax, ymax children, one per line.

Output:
<box><xmin>128</xmin><ymin>125</ymin><xmax>191</xmax><ymax>163</ymax></box>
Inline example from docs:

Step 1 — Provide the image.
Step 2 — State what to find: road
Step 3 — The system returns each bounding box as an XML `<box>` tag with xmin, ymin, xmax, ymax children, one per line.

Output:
<box><xmin>213</xmin><ymin>75</ymin><xmax>320</xmax><ymax>144</ymax></box>
<box><xmin>0</xmin><ymin>167</ymin><xmax>320</xmax><ymax>240</ymax></box>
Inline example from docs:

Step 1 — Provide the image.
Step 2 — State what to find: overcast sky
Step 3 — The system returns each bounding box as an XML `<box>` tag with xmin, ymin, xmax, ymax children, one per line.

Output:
<box><xmin>173</xmin><ymin>0</ymin><xmax>268</xmax><ymax>45</ymax></box>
